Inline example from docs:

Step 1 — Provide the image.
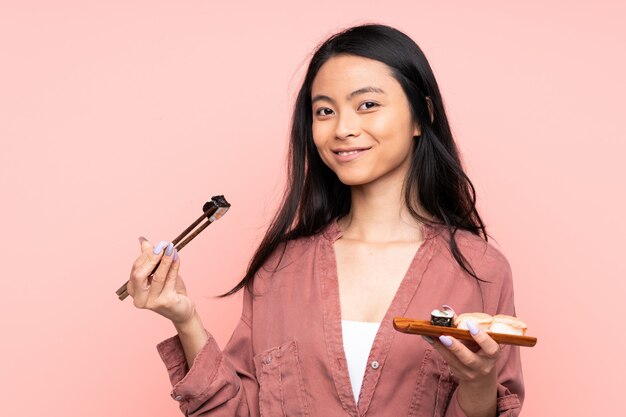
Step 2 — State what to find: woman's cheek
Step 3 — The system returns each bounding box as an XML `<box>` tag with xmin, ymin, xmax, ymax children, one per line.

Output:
<box><xmin>312</xmin><ymin>121</ymin><xmax>329</xmax><ymax>143</ymax></box>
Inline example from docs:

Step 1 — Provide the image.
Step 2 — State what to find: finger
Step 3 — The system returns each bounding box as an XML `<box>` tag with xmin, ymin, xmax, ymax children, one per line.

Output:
<box><xmin>458</xmin><ymin>338</ymin><xmax>481</xmax><ymax>353</ymax></box>
<box><xmin>129</xmin><ymin>240</ymin><xmax>167</xmax><ymax>302</ymax></box>
<box><xmin>139</xmin><ymin>236</ymin><xmax>151</xmax><ymax>253</ymax></box>
<box><xmin>160</xmin><ymin>249</ymin><xmax>180</xmax><ymax>296</ymax></box>
<box><xmin>147</xmin><ymin>242</ymin><xmax>175</xmax><ymax>299</ymax></box>
<box><xmin>464</xmin><ymin>319</ymin><xmax>500</xmax><ymax>358</ymax></box>
<box><xmin>435</xmin><ymin>335</ymin><xmax>478</xmax><ymax>369</ymax></box>
<box><xmin>134</xmin><ymin>237</ymin><xmax>154</xmax><ymax>292</ymax></box>
<box><xmin>429</xmin><ymin>337</ymin><xmax>474</xmax><ymax>376</ymax></box>
<box><xmin>132</xmin><ymin>240</ymin><xmax>167</xmax><ymax>281</ymax></box>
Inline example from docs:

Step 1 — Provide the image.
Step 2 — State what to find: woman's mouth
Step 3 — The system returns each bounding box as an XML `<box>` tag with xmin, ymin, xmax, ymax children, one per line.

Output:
<box><xmin>332</xmin><ymin>147</ymin><xmax>371</xmax><ymax>162</ymax></box>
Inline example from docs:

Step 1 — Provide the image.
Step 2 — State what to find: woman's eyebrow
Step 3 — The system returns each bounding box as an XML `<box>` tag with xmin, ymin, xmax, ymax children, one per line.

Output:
<box><xmin>312</xmin><ymin>86</ymin><xmax>385</xmax><ymax>105</ymax></box>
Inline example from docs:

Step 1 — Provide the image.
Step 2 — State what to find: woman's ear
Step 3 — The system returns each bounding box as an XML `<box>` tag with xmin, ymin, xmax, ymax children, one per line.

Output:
<box><xmin>413</xmin><ymin>122</ymin><xmax>421</xmax><ymax>137</ymax></box>
<box><xmin>414</xmin><ymin>97</ymin><xmax>435</xmax><ymax>137</ymax></box>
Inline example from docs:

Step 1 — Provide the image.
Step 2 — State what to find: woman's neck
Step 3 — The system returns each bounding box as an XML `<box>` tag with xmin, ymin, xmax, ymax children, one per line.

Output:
<box><xmin>338</xmin><ymin>177</ymin><xmax>428</xmax><ymax>243</ymax></box>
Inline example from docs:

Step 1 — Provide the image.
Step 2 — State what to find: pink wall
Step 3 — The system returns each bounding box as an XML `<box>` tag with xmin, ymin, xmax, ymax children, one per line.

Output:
<box><xmin>1</xmin><ymin>1</ymin><xmax>624</xmax><ymax>415</ymax></box>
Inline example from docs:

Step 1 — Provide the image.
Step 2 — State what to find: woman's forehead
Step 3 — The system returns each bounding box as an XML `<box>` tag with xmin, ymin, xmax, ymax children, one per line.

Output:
<box><xmin>311</xmin><ymin>56</ymin><xmax>399</xmax><ymax>98</ymax></box>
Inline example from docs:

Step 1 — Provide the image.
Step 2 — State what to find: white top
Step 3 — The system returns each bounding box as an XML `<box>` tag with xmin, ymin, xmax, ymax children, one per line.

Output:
<box><xmin>341</xmin><ymin>320</ymin><xmax>381</xmax><ymax>403</ymax></box>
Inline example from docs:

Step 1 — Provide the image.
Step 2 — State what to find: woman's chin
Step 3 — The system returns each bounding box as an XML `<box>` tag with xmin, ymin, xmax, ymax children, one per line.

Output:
<box><xmin>335</xmin><ymin>173</ymin><xmax>372</xmax><ymax>187</ymax></box>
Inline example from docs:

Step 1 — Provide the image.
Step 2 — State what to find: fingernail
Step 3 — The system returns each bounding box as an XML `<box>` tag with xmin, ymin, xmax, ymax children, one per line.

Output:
<box><xmin>153</xmin><ymin>241</ymin><xmax>166</xmax><ymax>255</ymax></box>
<box><xmin>465</xmin><ymin>319</ymin><xmax>480</xmax><ymax>336</ymax></box>
<box><xmin>165</xmin><ymin>242</ymin><xmax>174</xmax><ymax>256</ymax></box>
<box><xmin>173</xmin><ymin>249</ymin><xmax>178</xmax><ymax>261</ymax></box>
<box><xmin>421</xmin><ymin>335</ymin><xmax>434</xmax><ymax>345</ymax></box>
<box><xmin>439</xmin><ymin>335</ymin><xmax>453</xmax><ymax>347</ymax></box>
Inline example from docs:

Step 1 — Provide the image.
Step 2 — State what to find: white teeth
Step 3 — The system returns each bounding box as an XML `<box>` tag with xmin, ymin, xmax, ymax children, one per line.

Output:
<box><xmin>337</xmin><ymin>150</ymin><xmax>359</xmax><ymax>156</ymax></box>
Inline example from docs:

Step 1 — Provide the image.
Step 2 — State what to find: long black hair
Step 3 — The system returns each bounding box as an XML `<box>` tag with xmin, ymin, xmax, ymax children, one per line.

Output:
<box><xmin>221</xmin><ymin>23</ymin><xmax>487</xmax><ymax>297</ymax></box>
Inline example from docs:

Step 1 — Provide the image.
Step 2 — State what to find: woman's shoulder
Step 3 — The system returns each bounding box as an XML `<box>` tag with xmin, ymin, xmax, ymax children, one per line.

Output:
<box><xmin>256</xmin><ymin>221</ymin><xmax>332</xmax><ymax>275</ymax></box>
<box><xmin>250</xmin><ymin>223</ymin><xmax>331</xmax><ymax>297</ymax></box>
<box><xmin>457</xmin><ymin>228</ymin><xmax>509</xmax><ymax>264</ymax></box>
<box><xmin>430</xmin><ymin>225</ymin><xmax>512</xmax><ymax>283</ymax></box>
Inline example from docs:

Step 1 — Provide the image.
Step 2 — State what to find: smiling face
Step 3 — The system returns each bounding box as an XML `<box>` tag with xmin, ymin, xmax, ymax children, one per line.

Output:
<box><xmin>310</xmin><ymin>54</ymin><xmax>420</xmax><ymax>187</ymax></box>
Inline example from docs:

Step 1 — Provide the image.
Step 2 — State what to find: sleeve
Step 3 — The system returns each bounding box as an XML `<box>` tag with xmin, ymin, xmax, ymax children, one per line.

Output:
<box><xmin>155</xmin><ymin>286</ymin><xmax>259</xmax><ymax>417</ymax></box>
<box><xmin>444</xmin><ymin>254</ymin><xmax>525</xmax><ymax>417</ymax></box>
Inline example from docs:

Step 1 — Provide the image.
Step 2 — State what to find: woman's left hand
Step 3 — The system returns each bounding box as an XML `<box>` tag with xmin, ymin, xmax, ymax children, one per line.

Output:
<box><xmin>426</xmin><ymin>319</ymin><xmax>500</xmax><ymax>416</ymax></box>
<box><xmin>428</xmin><ymin>319</ymin><xmax>500</xmax><ymax>387</ymax></box>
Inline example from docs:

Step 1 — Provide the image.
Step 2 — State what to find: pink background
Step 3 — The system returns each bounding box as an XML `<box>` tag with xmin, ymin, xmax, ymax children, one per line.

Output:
<box><xmin>1</xmin><ymin>1</ymin><xmax>624</xmax><ymax>415</ymax></box>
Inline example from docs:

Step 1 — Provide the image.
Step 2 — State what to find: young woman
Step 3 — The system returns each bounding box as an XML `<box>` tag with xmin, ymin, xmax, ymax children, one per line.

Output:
<box><xmin>127</xmin><ymin>24</ymin><xmax>524</xmax><ymax>417</ymax></box>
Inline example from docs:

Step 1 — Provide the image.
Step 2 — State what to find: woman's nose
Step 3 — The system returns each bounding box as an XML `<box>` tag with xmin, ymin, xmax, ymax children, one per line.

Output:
<box><xmin>335</xmin><ymin>110</ymin><xmax>361</xmax><ymax>140</ymax></box>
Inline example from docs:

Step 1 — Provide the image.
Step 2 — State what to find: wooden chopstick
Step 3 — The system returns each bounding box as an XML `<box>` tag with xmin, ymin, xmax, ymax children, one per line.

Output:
<box><xmin>116</xmin><ymin>195</ymin><xmax>230</xmax><ymax>301</ymax></box>
<box><xmin>171</xmin><ymin>205</ymin><xmax>218</xmax><ymax>247</ymax></box>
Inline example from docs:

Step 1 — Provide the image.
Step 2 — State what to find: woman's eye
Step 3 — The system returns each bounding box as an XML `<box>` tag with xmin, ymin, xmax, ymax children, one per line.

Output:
<box><xmin>359</xmin><ymin>101</ymin><xmax>378</xmax><ymax>110</ymax></box>
<box><xmin>315</xmin><ymin>108</ymin><xmax>333</xmax><ymax>116</ymax></box>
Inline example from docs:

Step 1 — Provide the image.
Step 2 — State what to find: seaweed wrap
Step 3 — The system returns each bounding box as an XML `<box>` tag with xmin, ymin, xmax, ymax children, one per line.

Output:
<box><xmin>430</xmin><ymin>307</ymin><xmax>454</xmax><ymax>327</ymax></box>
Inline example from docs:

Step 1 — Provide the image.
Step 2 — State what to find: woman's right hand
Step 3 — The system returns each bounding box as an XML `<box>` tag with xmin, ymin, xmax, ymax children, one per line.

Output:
<box><xmin>127</xmin><ymin>237</ymin><xmax>196</xmax><ymax>326</ymax></box>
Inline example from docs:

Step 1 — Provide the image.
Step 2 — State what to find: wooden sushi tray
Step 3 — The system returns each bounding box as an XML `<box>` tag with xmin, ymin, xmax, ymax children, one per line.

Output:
<box><xmin>393</xmin><ymin>318</ymin><xmax>537</xmax><ymax>347</ymax></box>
